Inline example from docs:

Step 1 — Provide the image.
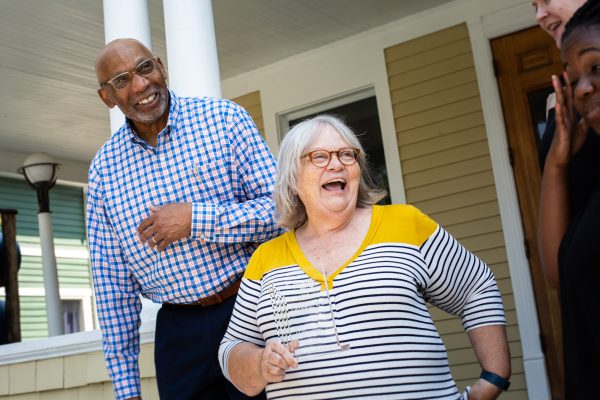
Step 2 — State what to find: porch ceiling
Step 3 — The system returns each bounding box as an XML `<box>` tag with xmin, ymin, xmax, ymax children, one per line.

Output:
<box><xmin>0</xmin><ymin>0</ymin><xmax>452</xmax><ymax>168</ymax></box>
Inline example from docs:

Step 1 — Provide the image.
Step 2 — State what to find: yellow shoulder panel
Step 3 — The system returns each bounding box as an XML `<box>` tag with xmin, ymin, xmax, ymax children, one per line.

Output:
<box><xmin>372</xmin><ymin>204</ymin><xmax>438</xmax><ymax>246</ymax></box>
<box><xmin>243</xmin><ymin>232</ymin><xmax>297</xmax><ymax>280</ymax></box>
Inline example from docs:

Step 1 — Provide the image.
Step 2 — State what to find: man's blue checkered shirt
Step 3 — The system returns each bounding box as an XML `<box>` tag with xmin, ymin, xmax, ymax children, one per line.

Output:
<box><xmin>86</xmin><ymin>91</ymin><xmax>282</xmax><ymax>399</ymax></box>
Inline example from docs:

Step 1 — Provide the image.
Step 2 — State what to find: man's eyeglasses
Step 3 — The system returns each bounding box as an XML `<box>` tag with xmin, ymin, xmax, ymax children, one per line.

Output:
<box><xmin>100</xmin><ymin>58</ymin><xmax>158</xmax><ymax>90</ymax></box>
<box><xmin>302</xmin><ymin>148</ymin><xmax>360</xmax><ymax>168</ymax></box>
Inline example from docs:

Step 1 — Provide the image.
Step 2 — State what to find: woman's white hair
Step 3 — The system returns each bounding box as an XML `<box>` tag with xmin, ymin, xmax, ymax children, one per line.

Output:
<box><xmin>275</xmin><ymin>114</ymin><xmax>387</xmax><ymax>230</ymax></box>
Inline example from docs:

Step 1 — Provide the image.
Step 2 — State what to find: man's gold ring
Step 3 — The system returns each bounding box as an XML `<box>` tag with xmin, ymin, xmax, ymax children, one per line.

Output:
<box><xmin>151</xmin><ymin>237</ymin><xmax>158</xmax><ymax>244</ymax></box>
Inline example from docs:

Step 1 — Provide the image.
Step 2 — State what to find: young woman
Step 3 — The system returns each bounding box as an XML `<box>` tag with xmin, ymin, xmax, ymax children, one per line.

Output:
<box><xmin>546</xmin><ymin>2</ymin><xmax>600</xmax><ymax>397</ymax></box>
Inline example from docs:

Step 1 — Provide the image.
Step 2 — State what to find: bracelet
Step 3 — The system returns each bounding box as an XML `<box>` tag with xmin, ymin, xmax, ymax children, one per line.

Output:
<box><xmin>480</xmin><ymin>370</ymin><xmax>510</xmax><ymax>391</ymax></box>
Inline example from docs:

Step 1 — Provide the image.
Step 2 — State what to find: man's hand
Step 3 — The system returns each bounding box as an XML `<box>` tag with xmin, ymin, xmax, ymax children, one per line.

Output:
<box><xmin>137</xmin><ymin>203</ymin><xmax>192</xmax><ymax>251</ymax></box>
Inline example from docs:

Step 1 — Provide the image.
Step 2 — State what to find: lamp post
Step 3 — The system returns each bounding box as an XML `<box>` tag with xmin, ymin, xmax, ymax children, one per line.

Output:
<box><xmin>18</xmin><ymin>153</ymin><xmax>64</xmax><ymax>336</ymax></box>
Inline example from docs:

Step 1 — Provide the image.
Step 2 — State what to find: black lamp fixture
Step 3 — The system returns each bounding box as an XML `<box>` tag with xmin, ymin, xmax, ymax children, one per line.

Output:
<box><xmin>17</xmin><ymin>152</ymin><xmax>64</xmax><ymax>336</ymax></box>
<box><xmin>18</xmin><ymin>153</ymin><xmax>61</xmax><ymax>213</ymax></box>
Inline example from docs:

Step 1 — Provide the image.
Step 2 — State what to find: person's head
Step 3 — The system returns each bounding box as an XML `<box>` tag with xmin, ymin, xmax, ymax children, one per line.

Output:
<box><xmin>532</xmin><ymin>0</ymin><xmax>587</xmax><ymax>48</ymax></box>
<box><xmin>560</xmin><ymin>0</ymin><xmax>600</xmax><ymax>133</ymax></box>
<box><xmin>275</xmin><ymin>115</ymin><xmax>386</xmax><ymax>230</ymax></box>
<box><xmin>95</xmin><ymin>38</ymin><xmax>169</xmax><ymax>130</ymax></box>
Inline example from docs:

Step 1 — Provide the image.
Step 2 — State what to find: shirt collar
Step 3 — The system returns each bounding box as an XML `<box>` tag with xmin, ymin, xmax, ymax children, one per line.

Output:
<box><xmin>125</xmin><ymin>89</ymin><xmax>182</xmax><ymax>145</ymax></box>
<box><xmin>165</xmin><ymin>89</ymin><xmax>181</xmax><ymax>135</ymax></box>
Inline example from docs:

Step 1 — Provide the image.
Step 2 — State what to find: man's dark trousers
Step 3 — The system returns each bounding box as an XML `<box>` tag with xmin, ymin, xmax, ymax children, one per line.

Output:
<box><xmin>155</xmin><ymin>295</ymin><xmax>267</xmax><ymax>400</ymax></box>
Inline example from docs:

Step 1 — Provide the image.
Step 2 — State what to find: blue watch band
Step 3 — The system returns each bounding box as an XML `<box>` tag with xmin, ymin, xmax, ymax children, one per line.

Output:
<box><xmin>480</xmin><ymin>370</ymin><xmax>510</xmax><ymax>391</ymax></box>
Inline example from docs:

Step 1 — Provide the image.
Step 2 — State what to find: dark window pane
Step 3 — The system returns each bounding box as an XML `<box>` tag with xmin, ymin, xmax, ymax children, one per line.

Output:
<box><xmin>61</xmin><ymin>299</ymin><xmax>81</xmax><ymax>334</ymax></box>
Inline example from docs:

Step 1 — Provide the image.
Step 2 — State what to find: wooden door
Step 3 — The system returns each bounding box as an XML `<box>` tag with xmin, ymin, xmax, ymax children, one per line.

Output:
<box><xmin>491</xmin><ymin>26</ymin><xmax>564</xmax><ymax>399</ymax></box>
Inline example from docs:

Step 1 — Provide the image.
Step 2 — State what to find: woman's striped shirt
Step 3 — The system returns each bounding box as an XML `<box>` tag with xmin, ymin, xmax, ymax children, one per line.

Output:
<box><xmin>219</xmin><ymin>204</ymin><xmax>506</xmax><ymax>399</ymax></box>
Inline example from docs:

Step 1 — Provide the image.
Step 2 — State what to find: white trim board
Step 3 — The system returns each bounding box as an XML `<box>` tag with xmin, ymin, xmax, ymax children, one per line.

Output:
<box><xmin>0</xmin><ymin>318</ymin><xmax>156</xmax><ymax>366</ymax></box>
<box><xmin>277</xmin><ymin>86</ymin><xmax>376</xmax><ymax>137</ymax></box>
<box><xmin>18</xmin><ymin>244</ymin><xmax>89</xmax><ymax>259</ymax></box>
<box><xmin>469</xmin><ymin>6</ymin><xmax>551</xmax><ymax>400</ymax></box>
<box><xmin>0</xmin><ymin>292</ymin><xmax>160</xmax><ymax>365</ymax></box>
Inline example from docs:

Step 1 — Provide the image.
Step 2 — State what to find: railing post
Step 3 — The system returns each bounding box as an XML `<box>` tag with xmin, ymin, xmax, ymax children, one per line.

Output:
<box><xmin>1</xmin><ymin>209</ymin><xmax>21</xmax><ymax>343</ymax></box>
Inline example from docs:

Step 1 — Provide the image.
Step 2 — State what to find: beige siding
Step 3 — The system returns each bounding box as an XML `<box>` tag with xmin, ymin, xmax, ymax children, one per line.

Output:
<box><xmin>0</xmin><ymin>345</ymin><xmax>158</xmax><ymax>399</ymax></box>
<box><xmin>385</xmin><ymin>24</ymin><xmax>526</xmax><ymax>398</ymax></box>
<box><xmin>231</xmin><ymin>91</ymin><xmax>265</xmax><ymax>138</ymax></box>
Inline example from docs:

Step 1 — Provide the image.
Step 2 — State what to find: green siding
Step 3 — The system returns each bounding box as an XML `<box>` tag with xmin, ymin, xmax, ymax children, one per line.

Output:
<box><xmin>19</xmin><ymin>296</ymin><xmax>49</xmax><ymax>340</ymax></box>
<box><xmin>0</xmin><ymin>176</ymin><xmax>90</xmax><ymax>339</ymax></box>
<box><xmin>0</xmin><ymin>295</ymin><xmax>49</xmax><ymax>340</ymax></box>
<box><xmin>19</xmin><ymin>256</ymin><xmax>91</xmax><ymax>288</ymax></box>
<box><xmin>0</xmin><ymin>177</ymin><xmax>86</xmax><ymax>241</ymax></box>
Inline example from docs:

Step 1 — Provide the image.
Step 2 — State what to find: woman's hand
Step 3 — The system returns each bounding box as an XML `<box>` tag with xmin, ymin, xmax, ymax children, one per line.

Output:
<box><xmin>260</xmin><ymin>340</ymin><xmax>299</xmax><ymax>383</ymax></box>
<box><xmin>227</xmin><ymin>340</ymin><xmax>300</xmax><ymax>396</ymax></box>
<box><xmin>548</xmin><ymin>72</ymin><xmax>588</xmax><ymax>169</ymax></box>
<box><xmin>466</xmin><ymin>379</ymin><xmax>503</xmax><ymax>400</ymax></box>
<box><xmin>537</xmin><ymin>71</ymin><xmax>588</xmax><ymax>287</ymax></box>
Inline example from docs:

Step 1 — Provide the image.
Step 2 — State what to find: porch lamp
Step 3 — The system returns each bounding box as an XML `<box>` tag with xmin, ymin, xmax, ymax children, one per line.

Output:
<box><xmin>18</xmin><ymin>153</ymin><xmax>64</xmax><ymax>336</ymax></box>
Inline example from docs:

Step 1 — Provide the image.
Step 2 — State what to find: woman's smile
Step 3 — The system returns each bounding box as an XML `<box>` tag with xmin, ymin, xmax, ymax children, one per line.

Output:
<box><xmin>321</xmin><ymin>178</ymin><xmax>347</xmax><ymax>192</ymax></box>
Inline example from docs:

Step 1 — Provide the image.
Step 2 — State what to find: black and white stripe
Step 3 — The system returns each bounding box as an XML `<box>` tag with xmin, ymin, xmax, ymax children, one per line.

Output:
<box><xmin>219</xmin><ymin>225</ymin><xmax>505</xmax><ymax>399</ymax></box>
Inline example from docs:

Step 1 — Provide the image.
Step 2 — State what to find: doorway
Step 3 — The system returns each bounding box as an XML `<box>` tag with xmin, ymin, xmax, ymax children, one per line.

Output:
<box><xmin>491</xmin><ymin>26</ymin><xmax>563</xmax><ymax>399</ymax></box>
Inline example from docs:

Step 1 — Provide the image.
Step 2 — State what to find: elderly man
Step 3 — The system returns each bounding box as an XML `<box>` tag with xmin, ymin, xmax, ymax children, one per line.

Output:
<box><xmin>87</xmin><ymin>38</ymin><xmax>280</xmax><ymax>400</ymax></box>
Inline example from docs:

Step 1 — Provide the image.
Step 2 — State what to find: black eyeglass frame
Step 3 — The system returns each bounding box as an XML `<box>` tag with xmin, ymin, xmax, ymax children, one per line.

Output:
<box><xmin>302</xmin><ymin>148</ymin><xmax>361</xmax><ymax>168</ymax></box>
<box><xmin>99</xmin><ymin>57</ymin><xmax>158</xmax><ymax>90</ymax></box>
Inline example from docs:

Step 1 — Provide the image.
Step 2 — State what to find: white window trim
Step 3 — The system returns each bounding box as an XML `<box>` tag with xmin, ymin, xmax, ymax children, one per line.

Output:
<box><xmin>467</xmin><ymin>4</ymin><xmax>552</xmax><ymax>400</ymax></box>
<box><xmin>277</xmin><ymin>86</ymin><xmax>375</xmax><ymax>138</ymax></box>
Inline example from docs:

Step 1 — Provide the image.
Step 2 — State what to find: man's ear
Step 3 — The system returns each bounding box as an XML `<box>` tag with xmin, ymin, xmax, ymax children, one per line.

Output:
<box><xmin>156</xmin><ymin>57</ymin><xmax>168</xmax><ymax>81</ymax></box>
<box><xmin>97</xmin><ymin>87</ymin><xmax>116</xmax><ymax>109</ymax></box>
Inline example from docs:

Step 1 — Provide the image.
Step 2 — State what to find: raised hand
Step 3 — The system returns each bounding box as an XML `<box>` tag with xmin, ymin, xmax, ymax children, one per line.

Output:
<box><xmin>549</xmin><ymin>71</ymin><xmax>589</xmax><ymax>168</ymax></box>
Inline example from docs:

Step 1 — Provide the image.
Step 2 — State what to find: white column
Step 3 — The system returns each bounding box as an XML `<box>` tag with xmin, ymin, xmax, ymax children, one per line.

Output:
<box><xmin>101</xmin><ymin>0</ymin><xmax>160</xmax><ymax>322</ymax></box>
<box><xmin>163</xmin><ymin>0</ymin><xmax>222</xmax><ymax>98</ymax></box>
<box><xmin>102</xmin><ymin>0</ymin><xmax>153</xmax><ymax>134</ymax></box>
<box><xmin>38</xmin><ymin>212</ymin><xmax>63</xmax><ymax>336</ymax></box>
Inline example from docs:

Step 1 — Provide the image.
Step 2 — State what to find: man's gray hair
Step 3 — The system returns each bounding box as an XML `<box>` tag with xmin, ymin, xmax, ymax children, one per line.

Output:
<box><xmin>275</xmin><ymin>114</ymin><xmax>387</xmax><ymax>230</ymax></box>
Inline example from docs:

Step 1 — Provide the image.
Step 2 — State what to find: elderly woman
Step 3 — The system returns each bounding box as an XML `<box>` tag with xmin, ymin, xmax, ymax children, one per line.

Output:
<box><xmin>219</xmin><ymin>115</ymin><xmax>510</xmax><ymax>400</ymax></box>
